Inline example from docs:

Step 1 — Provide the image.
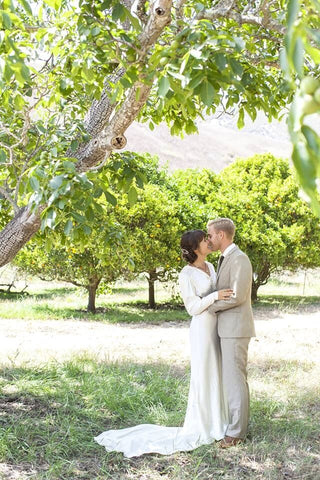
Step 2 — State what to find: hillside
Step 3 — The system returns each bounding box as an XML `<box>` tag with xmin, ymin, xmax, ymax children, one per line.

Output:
<box><xmin>125</xmin><ymin>112</ymin><xmax>293</xmax><ymax>172</ymax></box>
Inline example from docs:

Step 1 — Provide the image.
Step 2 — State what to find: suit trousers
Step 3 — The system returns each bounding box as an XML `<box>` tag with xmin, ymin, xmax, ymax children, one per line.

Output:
<box><xmin>220</xmin><ymin>337</ymin><xmax>251</xmax><ymax>439</ymax></box>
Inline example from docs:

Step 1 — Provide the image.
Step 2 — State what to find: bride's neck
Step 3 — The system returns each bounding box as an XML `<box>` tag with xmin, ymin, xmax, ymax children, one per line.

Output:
<box><xmin>192</xmin><ymin>255</ymin><xmax>206</xmax><ymax>267</ymax></box>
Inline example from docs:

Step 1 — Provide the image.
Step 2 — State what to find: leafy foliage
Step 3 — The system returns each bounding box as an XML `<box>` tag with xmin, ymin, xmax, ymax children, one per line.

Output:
<box><xmin>283</xmin><ymin>0</ymin><xmax>320</xmax><ymax>215</ymax></box>
<box><xmin>205</xmin><ymin>154</ymin><xmax>320</xmax><ymax>299</ymax></box>
<box><xmin>14</xmin><ymin>200</ymin><xmax>129</xmax><ymax>312</ymax></box>
<box><xmin>1</xmin><ymin>0</ymin><xmax>320</xmax><ymax>269</ymax></box>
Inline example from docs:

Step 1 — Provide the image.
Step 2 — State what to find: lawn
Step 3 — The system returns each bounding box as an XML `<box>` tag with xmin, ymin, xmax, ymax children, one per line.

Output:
<box><xmin>0</xmin><ymin>271</ymin><xmax>319</xmax><ymax>479</ymax></box>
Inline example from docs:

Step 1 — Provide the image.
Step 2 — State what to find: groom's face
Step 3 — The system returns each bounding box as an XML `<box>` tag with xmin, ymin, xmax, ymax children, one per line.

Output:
<box><xmin>207</xmin><ymin>226</ymin><xmax>222</xmax><ymax>252</ymax></box>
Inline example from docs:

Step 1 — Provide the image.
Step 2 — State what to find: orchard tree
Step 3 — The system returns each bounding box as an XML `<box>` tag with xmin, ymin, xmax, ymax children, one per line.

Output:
<box><xmin>116</xmin><ymin>182</ymin><xmax>184</xmax><ymax>308</ymax></box>
<box><xmin>170</xmin><ymin>168</ymin><xmax>220</xmax><ymax>204</ymax></box>
<box><xmin>207</xmin><ymin>154</ymin><xmax>320</xmax><ymax>300</ymax></box>
<box><xmin>0</xmin><ymin>0</ymin><xmax>319</xmax><ymax>268</ymax></box>
<box><xmin>14</xmin><ymin>215</ymin><xmax>129</xmax><ymax>313</ymax></box>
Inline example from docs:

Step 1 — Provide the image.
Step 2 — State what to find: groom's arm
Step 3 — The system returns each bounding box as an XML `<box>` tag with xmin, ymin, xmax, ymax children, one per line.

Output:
<box><xmin>208</xmin><ymin>255</ymin><xmax>252</xmax><ymax>313</ymax></box>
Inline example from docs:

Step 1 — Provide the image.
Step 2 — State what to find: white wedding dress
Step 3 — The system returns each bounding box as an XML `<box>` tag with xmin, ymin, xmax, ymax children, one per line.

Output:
<box><xmin>94</xmin><ymin>262</ymin><xmax>228</xmax><ymax>457</ymax></box>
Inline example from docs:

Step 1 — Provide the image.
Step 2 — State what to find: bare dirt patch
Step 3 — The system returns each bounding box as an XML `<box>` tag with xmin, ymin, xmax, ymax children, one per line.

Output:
<box><xmin>1</xmin><ymin>306</ymin><xmax>320</xmax><ymax>368</ymax></box>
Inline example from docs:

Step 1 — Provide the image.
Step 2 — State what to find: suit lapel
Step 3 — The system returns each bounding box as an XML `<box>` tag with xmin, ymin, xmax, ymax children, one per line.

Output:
<box><xmin>216</xmin><ymin>246</ymin><xmax>239</xmax><ymax>281</ymax></box>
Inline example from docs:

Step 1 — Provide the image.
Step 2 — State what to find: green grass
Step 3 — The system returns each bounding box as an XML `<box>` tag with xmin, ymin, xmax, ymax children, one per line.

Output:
<box><xmin>0</xmin><ymin>274</ymin><xmax>320</xmax><ymax>323</ymax></box>
<box><xmin>0</xmin><ymin>280</ymin><xmax>189</xmax><ymax>323</ymax></box>
<box><xmin>0</xmin><ymin>355</ymin><xmax>319</xmax><ymax>480</ymax></box>
<box><xmin>0</xmin><ymin>272</ymin><xmax>320</xmax><ymax>478</ymax></box>
<box><xmin>255</xmin><ymin>294</ymin><xmax>320</xmax><ymax>310</ymax></box>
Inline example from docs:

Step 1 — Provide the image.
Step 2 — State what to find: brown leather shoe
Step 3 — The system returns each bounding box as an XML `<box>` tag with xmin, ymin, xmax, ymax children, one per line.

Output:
<box><xmin>218</xmin><ymin>436</ymin><xmax>243</xmax><ymax>448</ymax></box>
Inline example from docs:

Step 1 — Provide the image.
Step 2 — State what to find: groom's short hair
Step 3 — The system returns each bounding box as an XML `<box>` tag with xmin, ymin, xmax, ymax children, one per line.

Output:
<box><xmin>207</xmin><ymin>218</ymin><xmax>235</xmax><ymax>239</ymax></box>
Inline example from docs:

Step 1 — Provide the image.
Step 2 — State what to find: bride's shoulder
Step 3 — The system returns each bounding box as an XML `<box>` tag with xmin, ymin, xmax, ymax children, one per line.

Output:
<box><xmin>179</xmin><ymin>265</ymin><xmax>193</xmax><ymax>278</ymax></box>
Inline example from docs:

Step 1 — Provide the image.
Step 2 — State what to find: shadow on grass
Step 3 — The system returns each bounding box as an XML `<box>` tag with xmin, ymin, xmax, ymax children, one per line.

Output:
<box><xmin>31</xmin><ymin>302</ymin><xmax>189</xmax><ymax>324</ymax></box>
<box><xmin>0</xmin><ymin>287</ymin><xmax>77</xmax><ymax>302</ymax></box>
<box><xmin>110</xmin><ymin>286</ymin><xmax>145</xmax><ymax>294</ymax></box>
<box><xmin>254</xmin><ymin>294</ymin><xmax>320</xmax><ymax>309</ymax></box>
<box><xmin>0</xmin><ymin>356</ymin><xmax>319</xmax><ymax>479</ymax></box>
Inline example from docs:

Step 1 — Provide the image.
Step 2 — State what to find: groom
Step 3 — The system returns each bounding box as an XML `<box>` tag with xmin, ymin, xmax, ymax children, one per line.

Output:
<box><xmin>207</xmin><ymin>218</ymin><xmax>255</xmax><ymax>448</ymax></box>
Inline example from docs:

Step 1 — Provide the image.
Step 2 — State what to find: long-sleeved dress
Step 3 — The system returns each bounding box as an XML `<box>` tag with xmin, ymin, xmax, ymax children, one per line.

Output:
<box><xmin>94</xmin><ymin>261</ymin><xmax>228</xmax><ymax>457</ymax></box>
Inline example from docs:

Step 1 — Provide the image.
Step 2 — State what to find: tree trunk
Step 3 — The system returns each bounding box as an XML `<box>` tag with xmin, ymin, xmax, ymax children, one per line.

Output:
<box><xmin>86</xmin><ymin>278</ymin><xmax>101</xmax><ymax>313</ymax></box>
<box><xmin>0</xmin><ymin>207</ymin><xmax>42</xmax><ymax>268</ymax></box>
<box><xmin>251</xmin><ymin>282</ymin><xmax>259</xmax><ymax>302</ymax></box>
<box><xmin>251</xmin><ymin>264</ymin><xmax>272</xmax><ymax>301</ymax></box>
<box><xmin>148</xmin><ymin>269</ymin><xmax>157</xmax><ymax>309</ymax></box>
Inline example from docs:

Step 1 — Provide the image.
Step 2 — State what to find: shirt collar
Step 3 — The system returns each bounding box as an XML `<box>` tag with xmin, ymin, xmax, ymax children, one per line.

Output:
<box><xmin>221</xmin><ymin>243</ymin><xmax>236</xmax><ymax>257</ymax></box>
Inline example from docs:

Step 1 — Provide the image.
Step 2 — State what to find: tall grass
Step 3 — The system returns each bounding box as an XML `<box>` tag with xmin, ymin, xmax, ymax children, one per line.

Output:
<box><xmin>0</xmin><ymin>354</ymin><xmax>319</xmax><ymax>479</ymax></box>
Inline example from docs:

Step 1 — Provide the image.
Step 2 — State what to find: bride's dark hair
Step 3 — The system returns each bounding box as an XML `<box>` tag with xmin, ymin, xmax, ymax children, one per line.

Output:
<box><xmin>180</xmin><ymin>230</ymin><xmax>206</xmax><ymax>263</ymax></box>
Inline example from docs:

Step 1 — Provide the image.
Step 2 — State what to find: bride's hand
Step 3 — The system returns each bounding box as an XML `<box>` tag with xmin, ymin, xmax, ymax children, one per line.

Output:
<box><xmin>218</xmin><ymin>289</ymin><xmax>234</xmax><ymax>300</ymax></box>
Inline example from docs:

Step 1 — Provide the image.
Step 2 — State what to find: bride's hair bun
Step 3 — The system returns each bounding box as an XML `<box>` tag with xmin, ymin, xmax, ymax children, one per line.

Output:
<box><xmin>180</xmin><ymin>230</ymin><xmax>206</xmax><ymax>263</ymax></box>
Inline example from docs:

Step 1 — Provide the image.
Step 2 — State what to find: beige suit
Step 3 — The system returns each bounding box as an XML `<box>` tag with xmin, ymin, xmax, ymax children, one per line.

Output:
<box><xmin>209</xmin><ymin>246</ymin><xmax>255</xmax><ymax>438</ymax></box>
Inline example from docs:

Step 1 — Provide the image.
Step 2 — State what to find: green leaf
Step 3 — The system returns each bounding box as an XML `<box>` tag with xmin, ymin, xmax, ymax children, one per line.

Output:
<box><xmin>112</xmin><ymin>3</ymin><xmax>126</xmax><ymax>21</ymax></box>
<box><xmin>180</xmin><ymin>52</ymin><xmax>190</xmax><ymax>74</ymax></box>
<box><xmin>0</xmin><ymin>149</ymin><xmax>6</xmax><ymax>163</ymax></box>
<box><xmin>104</xmin><ymin>190</ymin><xmax>117</xmax><ymax>206</ymax></box>
<box><xmin>43</xmin><ymin>0</ymin><xmax>61</xmax><ymax>10</ymax></box>
<box><xmin>200</xmin><ymin>80</ymin><xmax>214</xmax><ymax>107</ymax></box>
<box><xmin>158</xmin><ymin>76</ymin><xmax>170</xmax><ymax>97</ymax></box>
<box><xmin>63</xmin><ymin>161</ymin><xmax>76</xmax><ymax>172</ymax></box>
<box><xmin>237</xmin><ymin>107</ymin><xmax>245</xmax><ymax>129</ymax></box>
<box><xmin>71</xmin><ymin>211</ymin><xmax>86</xmax><ymax>223</ymax></box>
<box><xmin>91</xmin><ymin>26</ymin><xmax>100</xmax><ymax>36</ymax></box>
<box><xmin>13</xmin><ymin>93</ymin><xmax>26</xmax><ymax>110</ymax></box>
<box><xmin>287</xmin><ymin>0</ymin><xmax>299</xmax><ymax>28</ymax></box>
<box><xmin>29</xmin><ymin>177</ymin><xmax>40</xmax><ymax>192</ymax></box>
<box><xmin>292</xmin><ymin>142</ymin><xmax>316</xmax><ymax>191</ymax></box>
<box><xmin>17</xmin><ymin>0</ymin><xmax>32</xmax><ymax>15</ymax></box>
<box><xmin>1</xmin><ymin>11</ymin><xmax>12</xmax><ymax>29</ymax></box>
<box><xmin>49</xmin><ymin>175</ymin><xmax>64</xmax><ymax>190</ymax></box>
<box><xmin>234</xmin><ymin>36</ymin><xmax>245</xmax><ymax>52</ymax></box>
<box><xmin>301</xmin><ymin>125</ymin><xmax>320</xmax><ymax>157</ymax></box>
<box><xmin>214</xmin><ymin>53</ymin><xmax>227</xmax><ymax>71</ymax></box>
<box><xmin>3</xmin><ymin>63</ymin><xmax>13</xmax><ymax>82</ymax></box>
<box><xmin>125</xmin><ymin>9</ymin><xmax>141</xmax><ymax>30</ymax></box>
<box><xmin>81</xmin><ymin>65</ymin><xmax>95</xmax><ymax>83</ymax></box>
<box><xmin>229</xmin><ymin>58</ymin><xmax>243</xmax><ymax>77</ymax></box>
<box><xmin>128</xmin><ymin>186</ymin><xmax>138</xmax><ymax>205</ymax></box>
<box><xmin>44</xmin><ymin>208</ymin><xmax>57</xmax><ymax>229</ymax></box>
<box><xmin>305</xmin><ymin>45</ymin><xmax>320</xmax><ymax>64</ymax></box>
<box><xmin>64</xmin><ymin>219</ymin><xmax>73</xmax><ymax>235</ymax></box>
<box><xmin>101</xmin><ymin>0</ymin><xmax>112</xmax><ymax>8</ymax></box>
<box><xmin>82</xmin><ymin>224</ymin><xmax>92</xmax><ymax>235</ymax></box>
<box><xmin>70</xmin><ymin>140</ymin><xmax>79</xmax><ymax>152</ymax></box>
<box><xmin>292</xmin><ymin>36</ymin><xmax>304</xmax><ymax>77</ymax></box>
<box><xmin>120</xmin><ymin>77</ymin><xmax>132</xmax><ymax>89</ymax></box>
<box><xmin>188</xmin><ymin>72</ymin><xmax>204</xmax><ymax>89</ymax></box>
<box><xmin>279</xmin><ymin>47</ymin><xmax>291</xmax><ymax>77</ymax></box>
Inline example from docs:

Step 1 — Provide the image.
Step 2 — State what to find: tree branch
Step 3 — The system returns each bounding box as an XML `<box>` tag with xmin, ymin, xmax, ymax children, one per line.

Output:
<box><xmin>74</xmin><ymin>0</ymin><xmax>172</xmax><ymax>172</ymax></box>
<box><xmin>197</xmin><ymin>2</ymin><xmax>286</xmax><ymax>35</ymax></box>
<box><xmin>132</xmin><ymin>0</ymin><xmax>148</xmax><ymax>24</ymax></box>
<box><xmin>0</xmin><ymin>186</ymin><xmax>18</xmax><ymax>213</ymax></box>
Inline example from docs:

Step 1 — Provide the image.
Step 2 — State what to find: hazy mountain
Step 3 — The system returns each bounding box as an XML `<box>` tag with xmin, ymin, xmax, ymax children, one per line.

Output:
<box><xmin>124</xmin><ymin>112</ymin><xmax>293</xmax><ymax>172</ymax></box>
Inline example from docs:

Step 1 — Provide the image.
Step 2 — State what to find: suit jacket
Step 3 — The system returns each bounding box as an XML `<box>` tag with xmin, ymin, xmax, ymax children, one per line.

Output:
<box><xmin>209</xmin><ymin>246</ymin><xmax>255</xmax><ymax>338</ymax></box>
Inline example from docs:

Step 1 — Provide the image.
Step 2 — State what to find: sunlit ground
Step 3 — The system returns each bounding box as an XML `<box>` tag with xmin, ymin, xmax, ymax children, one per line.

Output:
<box><xmin>0</xmin><ymin>269</ymin><xmax>319</xmax><ymax>479</ymax></box>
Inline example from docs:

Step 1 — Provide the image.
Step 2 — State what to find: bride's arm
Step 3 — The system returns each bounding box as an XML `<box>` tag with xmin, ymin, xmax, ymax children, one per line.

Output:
<box><xmin>179</xmin><ymin>272</ymin><xmax>219</xmax><ymax>316</ymax></box>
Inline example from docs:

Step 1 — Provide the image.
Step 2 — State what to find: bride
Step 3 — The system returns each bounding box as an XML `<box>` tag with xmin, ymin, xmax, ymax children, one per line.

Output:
<box><xmin>94</xmin><ymin>229</ymin><xmax>233</xmax><ymax>457</ymax></box>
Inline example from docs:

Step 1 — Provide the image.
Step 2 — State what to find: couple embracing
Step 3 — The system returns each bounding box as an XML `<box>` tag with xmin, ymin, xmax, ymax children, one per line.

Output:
<box><xmin>95</xmin><ymin>218</ymin><xmax>256</xmax><ymax>457</ymax></box>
